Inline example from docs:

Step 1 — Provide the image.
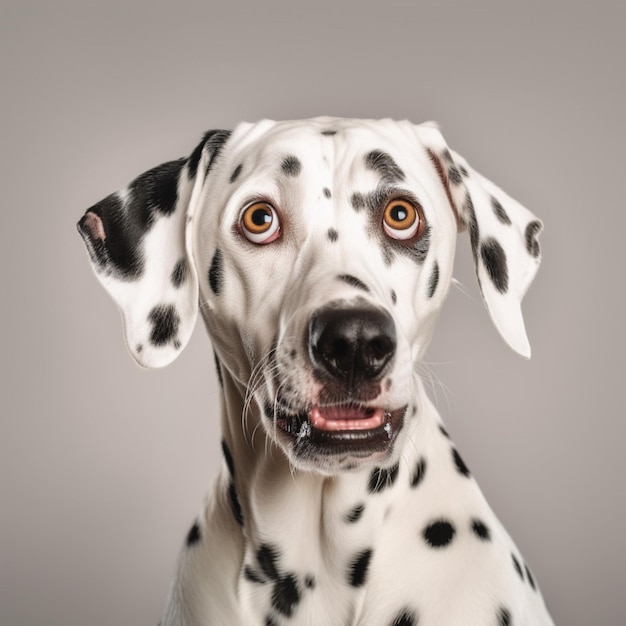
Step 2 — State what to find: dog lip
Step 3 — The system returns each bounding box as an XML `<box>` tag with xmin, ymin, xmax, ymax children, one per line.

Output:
<box><xmin>310</xmin><ymin>406</ymin><xmax>384</xmax><ymax>431</ymax></box>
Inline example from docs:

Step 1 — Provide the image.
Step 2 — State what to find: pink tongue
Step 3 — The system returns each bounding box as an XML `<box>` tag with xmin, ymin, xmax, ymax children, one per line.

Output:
<box><xmin>309</xmin><ymin>406</ymin><xmax>384</xmax><ymax>431</ymax></box>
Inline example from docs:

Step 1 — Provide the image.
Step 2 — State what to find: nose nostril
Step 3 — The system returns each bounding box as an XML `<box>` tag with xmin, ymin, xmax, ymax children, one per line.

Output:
<box><xmin>367</xmin><ymin>336</ymin><xmax>395</xmax><ymax>360</ymax></box>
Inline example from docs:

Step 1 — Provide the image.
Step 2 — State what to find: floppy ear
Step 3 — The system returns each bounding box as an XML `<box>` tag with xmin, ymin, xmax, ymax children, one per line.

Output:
<box><xmin>416</xmin><ymin>123</ymin><xmax>542</xmax><ymax>358</ymax></box>
<box><xmin>77</xmin><ymin>130</ymin><xmax>231</xmax><ymax>368</ymax></box>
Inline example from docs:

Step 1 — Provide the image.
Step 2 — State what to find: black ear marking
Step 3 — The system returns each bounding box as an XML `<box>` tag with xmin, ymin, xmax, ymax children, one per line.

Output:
<box><xmin>78</xmin><ymin>159</ymin><xmax>187</xmax><ymax>279</ymax></box>
<box><xmin>186</xmin><ymin>520</ymin><xmax>201</xmax><ymax>546</ymax></box>
<box><xmin>148</xmin><ymin>304</ymin><xmax>180</xmax><ymax>347</ymax></box>
<box><xmin>171</xmin><ymin>258</ymin><xmax>188</xmax><ymax>288</ymax></box>
<box><xmin>525</xmin><ymin>220</ymin><xmax>542</xmax><ymax>258</ymax></box>
<box><xmin>480</xmin><ymin>238</ymin><xmax>509</xmax><ymax>294</ymax></box>
<box><xmin>187</xmin><ymin>129</ymin><xmax>232</xmax><ymax>181</ymax></box>
<box><xmin>491</xmin><ymin>196</ymin><xmax>512</xmax><ymax>225</ymax></box>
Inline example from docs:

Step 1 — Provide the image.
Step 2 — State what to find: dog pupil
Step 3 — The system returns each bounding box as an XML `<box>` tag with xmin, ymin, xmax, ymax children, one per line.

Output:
<box><xmin>252</xmin><ymin>209</ymin><xmax>271</xmax><ymax>226</ymax></box>
<box><xmin>392</xmin><ymin>206</ymin><xmax>407</xmax><ymax>221</ymax></box>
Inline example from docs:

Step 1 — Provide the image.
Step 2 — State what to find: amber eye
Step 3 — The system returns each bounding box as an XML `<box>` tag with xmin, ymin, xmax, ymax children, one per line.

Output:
<box><xmin>240</xmin><ymin>202</ymin><xmax>281</xmax><ymax>244</ymax></box>
<box><xmin>382</xmin><ymin>199</ymin><xmax>421</xmax><ymax>240</ymax></box>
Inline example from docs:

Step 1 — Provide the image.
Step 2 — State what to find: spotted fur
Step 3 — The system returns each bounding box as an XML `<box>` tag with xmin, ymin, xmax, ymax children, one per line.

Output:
<box><xmin>77</xmin><ymin>118</ymin><xmax>550</xmax><ymax>626</ymax></box>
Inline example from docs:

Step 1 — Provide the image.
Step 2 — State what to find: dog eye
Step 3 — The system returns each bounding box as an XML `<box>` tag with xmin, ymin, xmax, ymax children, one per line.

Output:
<box><xmin>240</xmin><ymin>202</ymin><xmax>281</xmax><ymax>244</ymax></box>
<box><xmin>382</xmin><ymin>199</ymin><xmax>422</xmax><ymax>240</ymax></box>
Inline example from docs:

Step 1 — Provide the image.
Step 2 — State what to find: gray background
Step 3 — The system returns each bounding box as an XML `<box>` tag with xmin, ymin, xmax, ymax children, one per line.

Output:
<box><xmin>2</xmin><ymin>1</ymin><xmax>624</xmax><ymax>624</ymax></box>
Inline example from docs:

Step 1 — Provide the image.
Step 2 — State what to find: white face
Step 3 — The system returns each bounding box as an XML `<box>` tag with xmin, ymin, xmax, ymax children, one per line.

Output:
<box><xmin>193</xmin><ymin>118</ymin><xmax>458</xmax><ymax>473</ymax></box>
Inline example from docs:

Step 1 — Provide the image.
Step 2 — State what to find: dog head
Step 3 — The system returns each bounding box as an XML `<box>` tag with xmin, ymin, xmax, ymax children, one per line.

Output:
<box><xmin>78</xmin><ymin>117</ymin><xmax>542</xmax><ymax>474</ymax></box>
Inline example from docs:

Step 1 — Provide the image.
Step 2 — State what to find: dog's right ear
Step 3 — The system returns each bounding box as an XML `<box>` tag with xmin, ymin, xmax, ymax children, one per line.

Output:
<box><xmin>77</xmin><ymin>130</ymin><xmax>231</xmax><ymax>368</ymax></box>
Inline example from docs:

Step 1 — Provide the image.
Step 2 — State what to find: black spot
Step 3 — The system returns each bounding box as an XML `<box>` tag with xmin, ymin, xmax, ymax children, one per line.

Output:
<box><xmin>368</xmin><ymin>463</ymin><xmax>400</xmax><ymax>494</ymax></box>
<box><xmin>304</xmin><ymin>575</ymin><xmax>315</xmax><ymax>588</ymax></box>
<box><xmin>423</xmin><ymin>519</ymin><xmax>456</xmax><ymax>548</ymax></box>
<box><xmin>229</xmin><ymin>481</ymin><xmax>244</xmax><ymax>526</ymax></box>
<box><xmin>337</xmin><ymin>274</ymin><xmax>370</xmax><ymax>292</ymax></box>
<box><xmin>187</xmin><ymin>129</ymin><xmax>231</xmax><ymax>181</ymax></box>
<box><xmin>327</xmin><ymin>228</ymin><xmax>339</xmax><ymax>242</ymax></box>
<box><xmin>459</xmin><ymin>165</ymin><xmax>469</xmax><ymax>177</ymax></box>
<box><xmin>428</xmin><ymin>261</ymin><xmax>439</xmax><ymax>298</ymax></box>
<box><xmin>208</xmin><ymin>248</ymin><xmax>223</xmax><ymax>295</ymax></box>
<box><xmin>525</xmin><ymin>564</ymin><xmax>536</xmax><ymax>590</ymax></box>
<box><xmin>257</xmin><ymin>544</ymin><xmax>280</xmax><ymax>581</ymax></box>
<box><xmin>442</xmin><ymin>149</ymin><xmax>454</xmax><ymax>164</ymax></box>
<box><xmin>447</xmin><ymin>164</ymin><xmax>463</xmax><ymax>185</ymax></box>
<box><xmin>323</xmin><ymin>187</ymin><xmax>332</xmax><ymax>198</ymax></box>
<box><xmin>439</xmin><ymin>425</ymin><xmax>450</xmax><ymax>438</ymax></box>
<box><xmin>410</xmin><ymin>457</ymin><xmax>427</xmax><ymax>488</ymax></box>
<box><xmin>148</xmin><ymin>304</ymin><xmax>180</xmax><ymax>347</ymax></box>
<box><xmin>186</xmin><ymin>521</ymin><xmax>201</xmax><ymax>546</ymax></box>
<box><xmin>471</xmin><ymin>519</ymin><xmax>491</xmax><ymax>541</ymax></box>
<box><xmin>498</xmin><ymin>607</ymin><xmax>512</xmax><ymax>626</ymax></box>
<box><xmin>214</xmin><ymin>351</ymin><xmax>224</xmax><ymax>387</ymax></box>
<box><xmin>281</xmin><ymin>155</ymin><xmax>301</xmax><ymax>176</ymax></box>
<box><xmin>321</xmin><ymin>130</ymin><xmax>337</xmax><ymax>136</ymax></box>
<box><xmin>265</xmin><ymin>616</ymin><xmax>277</xmax><ymax>626</ymax></box>
<box><xmin>348</xmin><ymin>549</ymin><xmax>372</xmax><ymax>587</ymax></box>
<box><xmin>171</xmin><ymin>258</ymin><xmax>188</xmax><ymax>288</ymax></box>
<box><xmin>365</xmin><ymin>150</ymin><xmax>405</xmax><ymax>183</ymax></box>
<box><xmin>230</xmin><ymin>163</ymin><xmax>243</xmax><ymax>183</ymax></box>
<box><xmin>391</xmin><ymin>290</ymin><xmax>397</xmax><ymax>305</ymax></box>
<box><xmin>136</xmin><ymin>344</ymin><xmax>143</xmax><ymax>353</ymax></box>
<box><xmin>512</xmin><ymin>553</ymin><xmax>524</xmax><ymax>580</ymax></box>
<box><xmin>272</xmin><ymin>574</ymin><xmax>300</xmax><ymax>617</ymax></box>
<box><xmin>459</xmin><ymin>195</ymin><xmax>477</xmax><ymax>253</ymax></box>
<box><xmin>452</xmin><ymin>448</ymin><xmax>471</xmax><ymax>477</ymax></box>
<box><xmin>221</xmin><ymin>440</ymin><xmax>235</xmax><ymax>477</ymax></box>
<box><xmin>244</xmin><ymin>565</ymin><xmax>265</xmax><ymax>584</ymax></box>
<box><xmin>345</xmin><ymin>504</ymin><xmax>365</xmax><ymax>523</ymax></box>
<box><xmin>491</xmin><ymin>196</ymin><xmax>511</xmax><ymax>225</ymax></box>
<box><xmin>480</xmin><ymin>238</ymin><xmax>509</xmax><ymax>294</ymax></box>
<box><xmin>525</xmin><ymin>220</ymin><xmax>542</xmax><ymax>258</ymax></box>
<box><xmin>390</xmin><ymin>608</ymin><xmax>419</xmax><ymax>626</ymax></box>
<box><xmin>351</xmin><ymin>192</ymin><xmax>366</xmax><ymax>211</ymax></box>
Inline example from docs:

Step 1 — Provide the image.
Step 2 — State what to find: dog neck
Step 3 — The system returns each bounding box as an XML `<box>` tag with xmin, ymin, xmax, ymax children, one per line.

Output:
<box><xmin>217</xmin><ymin>367</ymin><xmax>441</xmax><ymax>566</ymax></box>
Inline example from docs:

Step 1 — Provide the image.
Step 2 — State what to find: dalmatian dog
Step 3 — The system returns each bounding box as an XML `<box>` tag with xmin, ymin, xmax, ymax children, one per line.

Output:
<box><xmin>77</xmin><ymin>117</ymin><xmax>553</xmax><ymax>626</ymax></box>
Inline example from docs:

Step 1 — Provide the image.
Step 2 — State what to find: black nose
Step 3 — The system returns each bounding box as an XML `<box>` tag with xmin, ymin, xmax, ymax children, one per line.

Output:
<box><xmin>308</xmin><ymin>306</ymin><xmax>396</xmax><ymax>384</ymax></box>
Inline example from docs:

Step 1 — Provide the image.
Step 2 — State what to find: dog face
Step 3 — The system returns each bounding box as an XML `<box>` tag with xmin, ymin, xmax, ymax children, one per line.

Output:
<box><xmin>78</xmin><ymin>117</ymin><xmax>542</xmax><ymax>474</ymax></box>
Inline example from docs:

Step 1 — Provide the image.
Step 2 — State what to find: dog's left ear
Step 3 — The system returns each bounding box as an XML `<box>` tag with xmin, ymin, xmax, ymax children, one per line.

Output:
<box><xmin>77</xmin><ymin>130</ymin><xmax>231</xmax><ymax>368</ymax></box>
<box><xmin>416</xmin><ymin>123</ymin><xmax>542</xmax><ymax>358</ymax></box>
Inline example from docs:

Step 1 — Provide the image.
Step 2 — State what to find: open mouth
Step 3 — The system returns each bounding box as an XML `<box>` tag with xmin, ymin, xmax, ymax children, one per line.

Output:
<box><xmin>274</xmin><ymin>403</ymin><xmax>407</xmax><ymax>457</ymax></box>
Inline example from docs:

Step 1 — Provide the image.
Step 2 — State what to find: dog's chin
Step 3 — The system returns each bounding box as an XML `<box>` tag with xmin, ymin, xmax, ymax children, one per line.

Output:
<box><xmin>273</xmin><ymin>404</ymin><xmax>407</xmax><ymax>474</ymax></box>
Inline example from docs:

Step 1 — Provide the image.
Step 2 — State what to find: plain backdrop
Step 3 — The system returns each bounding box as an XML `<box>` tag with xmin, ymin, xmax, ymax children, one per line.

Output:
<box><xmin>2</xmin><ymin>1</ymin><xmax>625</xmax><ymax>625</ymax></box>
